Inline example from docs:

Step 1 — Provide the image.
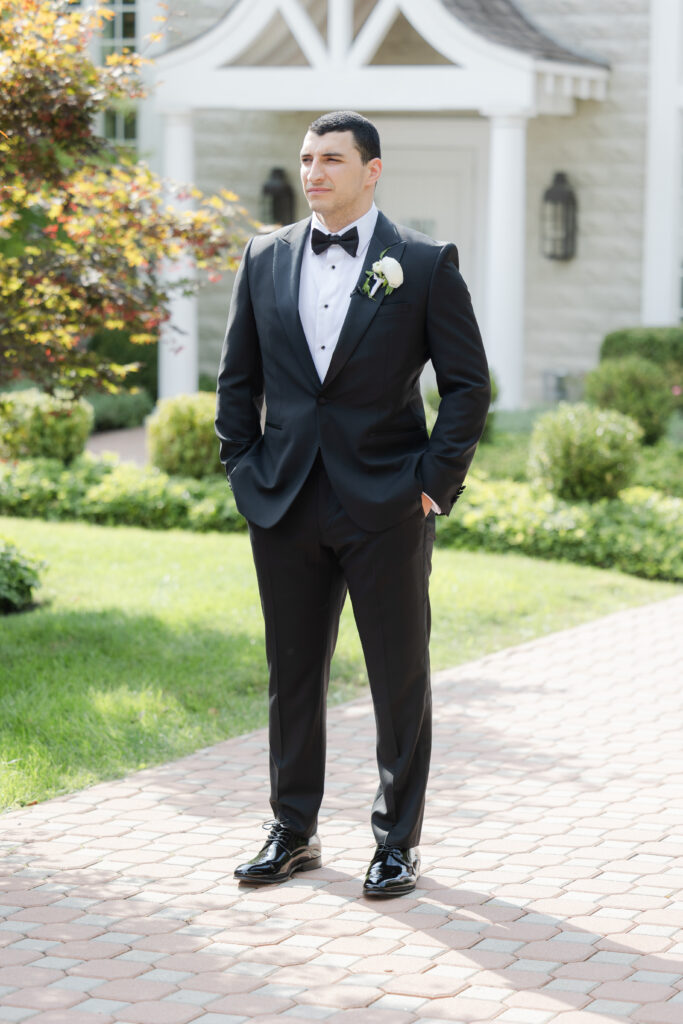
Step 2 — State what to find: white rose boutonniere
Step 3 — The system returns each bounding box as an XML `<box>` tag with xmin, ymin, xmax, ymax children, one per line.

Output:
<box><xmin>362</xmin><ymin>250</ymin><xmax>404</xmax><ymax>300</ymax></box>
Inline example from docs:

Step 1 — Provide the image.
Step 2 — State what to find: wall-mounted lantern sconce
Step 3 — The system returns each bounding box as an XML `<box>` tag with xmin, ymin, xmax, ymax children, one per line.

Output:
<box><xmin>262</xmin><ymin>167</ymin><xmax>294</xmax><ymax>226</ymax></box>
<box><xmin>541</xmin><ymin>171</ymin><xmax>577</xmax><ymax>260</ymax></box>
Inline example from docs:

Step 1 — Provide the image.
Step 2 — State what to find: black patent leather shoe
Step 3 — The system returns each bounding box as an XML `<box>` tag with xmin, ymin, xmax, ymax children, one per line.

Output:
<box><xmin>234</xmin><ymin>821</ymin><xmax>322</xmax><ymax>885</ymax></box>
<box><xmin>363</xmin><ymin>845</ymin><xmax>420</xmax><ymax>897</ymax></box>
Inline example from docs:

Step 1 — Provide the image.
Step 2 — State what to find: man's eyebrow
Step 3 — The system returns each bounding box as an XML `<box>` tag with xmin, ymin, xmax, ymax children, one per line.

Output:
<box><xmin>300</xmin><ymin>150</ymin><xmax>345</xmax><ymax>158</ymax></box>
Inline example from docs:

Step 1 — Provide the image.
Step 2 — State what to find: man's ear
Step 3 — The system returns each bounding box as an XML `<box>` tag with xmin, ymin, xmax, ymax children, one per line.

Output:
<box><xmin>367</xmin><ymin>157</ymin><xmax>382</xmax><ymax>187</ymax></box>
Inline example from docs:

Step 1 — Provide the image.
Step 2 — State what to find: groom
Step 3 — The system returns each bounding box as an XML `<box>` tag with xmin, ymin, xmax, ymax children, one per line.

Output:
<box><xmin>215</xmin><ymin>111</ymin><xmax>490</xmax><ymax>896</ymax></box>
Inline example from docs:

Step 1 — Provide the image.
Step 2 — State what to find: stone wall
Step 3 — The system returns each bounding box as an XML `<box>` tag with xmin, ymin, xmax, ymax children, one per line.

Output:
<box><xmin>518</xmin><ymin>0</ymin><xmax>650</xmax><ymax>403</ymax></box>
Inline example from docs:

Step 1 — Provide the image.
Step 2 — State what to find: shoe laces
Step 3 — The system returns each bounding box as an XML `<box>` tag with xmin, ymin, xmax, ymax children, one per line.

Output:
<box><xmin>262</xmin><ymin>819</ymin><xmax>299</xmax><ymax>844</ymax></box>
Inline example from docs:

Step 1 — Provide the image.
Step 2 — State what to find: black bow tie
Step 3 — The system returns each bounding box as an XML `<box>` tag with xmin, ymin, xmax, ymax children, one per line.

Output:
<box><xmin>311</xmin><ymin>226</ymin><xmax>359</xmax><ymax>257</ymax></box>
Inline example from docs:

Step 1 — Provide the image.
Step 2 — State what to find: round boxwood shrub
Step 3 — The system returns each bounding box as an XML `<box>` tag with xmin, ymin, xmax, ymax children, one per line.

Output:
<box><xmin>528</xmin><ymin>402</ymin><xmax>642</xmax><ymax>502</ymax></box>
<box><xmin>0</xmin><ymin>538</ymin><xmax>44</xmax><ymax>614</ymax></box>
<box><xmin>147</xmin><ymin>392</ymin><xmax>222</xmax><ymax>478</ymax></box>
<box><xmin>584</xmin><ymin>355</ymin><xmax>675</xmax><ymax>444</ymax></box>
<box><xmin>0</xmin><ymin>389</ymin><xmax>94</xmax><ymax>463</ymax></box>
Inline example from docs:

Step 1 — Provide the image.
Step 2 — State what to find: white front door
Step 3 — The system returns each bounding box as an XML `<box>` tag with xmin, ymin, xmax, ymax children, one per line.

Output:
<box><xmin>374</xmin><ymin>117</ymin><xmax>488</xmax><ymax>313</ymax></box>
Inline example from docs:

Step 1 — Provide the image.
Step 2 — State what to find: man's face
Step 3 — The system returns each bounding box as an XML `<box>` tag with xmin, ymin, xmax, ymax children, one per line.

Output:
<box><xmin>300</xmin><ymin>129</ymin><xmax>381</xmax><ymax>231</ymax></box>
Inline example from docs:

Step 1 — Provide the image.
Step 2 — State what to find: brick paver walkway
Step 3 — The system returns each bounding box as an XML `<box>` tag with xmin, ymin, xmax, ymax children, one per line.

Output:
<box><xmin>2</xmin><ymin>595</ymin><xmax>683</xmax><ymax>1024</ymax></box>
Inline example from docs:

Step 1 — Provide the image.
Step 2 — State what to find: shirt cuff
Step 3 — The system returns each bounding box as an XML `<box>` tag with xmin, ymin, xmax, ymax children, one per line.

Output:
<box><xmin>422</xmin><ymin>492</ymin><xmax>441</xmax><ymax>514</ymax></box>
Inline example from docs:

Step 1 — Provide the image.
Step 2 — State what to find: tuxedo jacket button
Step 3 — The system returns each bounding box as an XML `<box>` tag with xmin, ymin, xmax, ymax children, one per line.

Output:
<box><xmin>317</xmin><ymin>396</ymin><xmax>327</xmax><ymax>405</ymax></box>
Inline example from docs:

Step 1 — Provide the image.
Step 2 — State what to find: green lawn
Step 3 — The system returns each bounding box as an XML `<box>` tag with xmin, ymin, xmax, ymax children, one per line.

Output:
<box><xmin>1</xmin><ymin>515</ymin><xmax>678</xmax><ymax>811</ymax></box>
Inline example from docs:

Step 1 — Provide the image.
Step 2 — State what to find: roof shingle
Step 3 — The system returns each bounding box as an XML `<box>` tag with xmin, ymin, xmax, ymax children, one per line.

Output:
<box><xmin>440</xmin><ymin>0</ymin><xmax>608</xmax><ymax>67</ymax></box>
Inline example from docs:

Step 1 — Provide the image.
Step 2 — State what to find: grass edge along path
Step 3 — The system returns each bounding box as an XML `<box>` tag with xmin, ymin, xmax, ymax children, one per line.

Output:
<box><xmin>1</xmin><ymin>515</ymin><xmax>679</xmax><ymax>812</ymax></box>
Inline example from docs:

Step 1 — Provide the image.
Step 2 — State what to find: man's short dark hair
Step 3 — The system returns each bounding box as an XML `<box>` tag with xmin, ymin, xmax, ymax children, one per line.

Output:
<box><xmin>308</xmin><ymin>111</ymin><xmax>381</xmax><ymax>164</ymax></box>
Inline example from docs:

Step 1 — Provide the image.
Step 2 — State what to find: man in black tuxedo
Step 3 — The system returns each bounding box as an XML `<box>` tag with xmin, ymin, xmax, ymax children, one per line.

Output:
<box><xmin>216</xmin><ymin>111</ymin><xmax>490</xmax><ymax>896</ymax></box>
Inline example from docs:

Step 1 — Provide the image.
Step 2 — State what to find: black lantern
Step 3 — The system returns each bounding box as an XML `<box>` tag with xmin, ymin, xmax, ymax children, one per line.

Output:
<box><xmin>262</xmin><ymin>167</ymin><xmax>294</xmax><ymax>226</ymax></box>
<box><xmin>541</xmin><ymin>171</ymin><xmax>577</xmax><ymax>260</ymax></box>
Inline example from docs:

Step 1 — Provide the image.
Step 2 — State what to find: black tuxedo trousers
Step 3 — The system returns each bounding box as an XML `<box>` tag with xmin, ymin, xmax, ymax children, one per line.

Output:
<box><xmin>248</xmin><ymin>452</ymin><xmax>435</xmax><ymax>848</ymax></box>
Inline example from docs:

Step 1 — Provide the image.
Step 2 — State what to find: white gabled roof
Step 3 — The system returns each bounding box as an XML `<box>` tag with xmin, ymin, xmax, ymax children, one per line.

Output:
<box><xmin>155</xmin><ymin>0</ymin><xmax>608</xmax><ymax>114</ymax></box>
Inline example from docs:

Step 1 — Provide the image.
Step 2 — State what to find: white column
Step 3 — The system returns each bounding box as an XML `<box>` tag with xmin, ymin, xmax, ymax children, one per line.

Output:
<box><xmin>328</xmin><ymin>0</ymin><xmax>353</xmax><ymax>66</ymax></box>
<box><xmin>159</xmin><ymin>109</ymin><xmax>198</xmax><ymax>399</ymax></box>
<box><xmin>482</xmin><ymin>114</ymin><xmax>527</xmax><ymax>410</ymax></box>
<box><xmin>641</xmin><ymin>0</ymin><xmax>682</xmax><ymax>323</ymax></box>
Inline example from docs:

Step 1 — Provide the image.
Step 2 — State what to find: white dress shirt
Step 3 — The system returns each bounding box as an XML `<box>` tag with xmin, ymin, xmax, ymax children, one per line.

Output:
<box><xmin>299</xmin><ymin>204</ymin><xmax>378</xmax><ymax>382</ymax></box>
<box><xmin>298</xmin><ymin>203</ymin><xmax>440</xmax><ymax>514</ymax></box>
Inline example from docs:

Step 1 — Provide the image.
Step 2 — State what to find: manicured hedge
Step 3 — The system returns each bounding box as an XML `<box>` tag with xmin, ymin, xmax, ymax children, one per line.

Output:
<box><xmin>601</xmin><ymin>326</ymin><xmax>683</xmax><ymax>372</ymax></box>
<box><xmin>0</xmin><ymin>456</ymin><xmax>680</xmax><ymax>581</ymax></box>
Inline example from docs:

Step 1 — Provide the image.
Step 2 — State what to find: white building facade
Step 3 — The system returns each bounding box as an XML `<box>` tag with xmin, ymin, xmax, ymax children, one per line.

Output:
<box><xmin>129</xmin><ymin>0</ymin><xmax>682</xmax><ymax>408</ymax></box>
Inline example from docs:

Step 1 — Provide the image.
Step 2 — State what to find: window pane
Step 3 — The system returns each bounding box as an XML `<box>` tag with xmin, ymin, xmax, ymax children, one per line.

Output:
<box><xmin>101</xmin><ymin>43</ymin><xmax>116</xmax><ymax>61</ymax></box>
<box><xmin>122</xmin><ymin>11</ymin><xmax>136</xmax><ymax>38</ymax></box>
<box><xmin>104</xmin><ymin>110</ymin><xmax>117</xmax><ymax>138</ymax></box>
<box><xmin>123</xmin><ymin>111</ymin><xmax>137</xmax><ymax>140</ymax></box>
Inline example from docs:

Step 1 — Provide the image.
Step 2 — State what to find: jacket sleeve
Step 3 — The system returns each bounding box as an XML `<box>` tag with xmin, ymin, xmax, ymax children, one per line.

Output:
<box><xmin>418</xmin><ymin>243</ymin><xmax>491</xmax><ymax>515</ymax></box>
<box><xmin>214</xmin><ymin>237</ymin><xmax>264</xmax><ymax>479</ymax></box>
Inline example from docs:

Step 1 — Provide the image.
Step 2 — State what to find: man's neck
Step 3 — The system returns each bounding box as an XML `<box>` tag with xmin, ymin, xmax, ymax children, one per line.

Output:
<box><xmin>315</xmin><ymin>202</ymin><xmax>375</xmax><ymax>234</ymax></box>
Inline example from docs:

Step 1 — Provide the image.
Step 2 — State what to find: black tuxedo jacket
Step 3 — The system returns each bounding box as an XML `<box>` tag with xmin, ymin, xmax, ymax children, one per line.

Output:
<box><xmin>215</xmin><ymin>211</ymin><xmax>490</xmax><ymax>532</ymax></box>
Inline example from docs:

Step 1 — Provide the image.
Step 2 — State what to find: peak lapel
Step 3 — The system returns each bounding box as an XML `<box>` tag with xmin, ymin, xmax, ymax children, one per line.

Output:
<box><xmin>322</xmin><ymin>212</ymin><xmax>406</xmax><ymax>388</ymax></box>
<box><xmin>273</xmin><ymin>218</ymin><xmax>320</xmax><ymax>386</ymax></box>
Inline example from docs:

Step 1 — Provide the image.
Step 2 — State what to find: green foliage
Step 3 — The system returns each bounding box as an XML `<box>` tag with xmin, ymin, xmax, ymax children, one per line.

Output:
<box><xmin>87</xmin><ymin>327</ymin><xmax>158</xmax><ymax>399</ymax></box>
<box><xmin>585</xmin><ymin>355</ymin><xmax>675</xmax><ymax>444</ymax></box>
<box><xmin>0</xmin><ymin>454</ymin><xmax>243</xmax><ymax>531</ymax></box>
<box><xmin>479</xmin><ymin>370</ymin><xmax>498</xmax><ymax>444</ymax></box>
<box><xmin>87</xmin><ymin>387</ymin><xmax>154</xmax><ymax>432</ymax></box>
<box><xmin>147</xmin><ymin>392</ymin><xmax>222</xmax><ymax>478</ymax></box>
<box><xmin>601</xmin><ymin>326</ymin><xmax>683</xmax><ymax>372</ymax></box>
<box><xmin>633</xmin><ymin>438</ymin><xmax>683</xmax><ymax>495</ymax></box>
<box><xmin>1</xmin><ymin>453</ymin><xmax>680</xmax><ymax>581</ymax></box>
<box><xmin>0</xmin><ymin>388</ymin><xmax>93</xmax><ymax>462</ymax></box>
<box><xmin>0</xmin><ymin>537</ymin><xmax>43</xmax><ymax>613</ymax></box>
<box><xmin>473</xmin><ymin>426</ymin><xmax>683</xmax><ymax>497</ymax></box>
<box><xmin>437</xmin><ymin>476</ymin><xmax>682</xmax><ymax>581</ymax></box>
<box><xmin>528</xmin><ymin>402</ymin><xmax>642</xmax><ymax>501</ymax></box>
<box><xmin>198</xmin><ymin>372</ymin><xmax>217</xmax><ymax>393</ymax></box>
<box><xmin>0</xmin><ymin>0</ymin><xmax>255</xmax><ymax>395</ymax></box>
<box><xmin>471</xmin><ymin>431</ymin><xmax>528</xmax><ymax>481</ymax></box>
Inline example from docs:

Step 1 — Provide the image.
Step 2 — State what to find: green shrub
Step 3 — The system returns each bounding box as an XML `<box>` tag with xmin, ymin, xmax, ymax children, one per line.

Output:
<box><xmin>0</xmin><ymin>456</ymin><xmax>679</xmax><ymax>580</ymax></box>
<box><xmin>147</xmin><ymin>392</ymin><xmax>222</xmax><ymax>478</ymax></box>
<box><xmin>0</xmin><ymin>538</ymin><xmax>44</xmax><ymax>613</ymax></box>
<box><xmin>601</xmin><ymin>326</ymin><xmax>683</xmax><ymax>371</ymax></box>
<box><xmin>0</xmin><ymin>454</ymin><xmax>243</xmax><ymax>532</ymax></box>
<box><xmin>528</xmin><ymin>402</ymin><xmax>642</xmax><ymax>502</ymax></box>
<box><xmin>0</xmin><ymin>389</ymin><xmax>94</xmax><ymax>463</ymax></box>
<box><xmin>87</xmin><ymin>388</ymin><xmax>154</xmax><ymax>432</ymax></box>
<box><xmin>585</xmin><ymin>355</ymin><xmax>675</xmax><ymax>444</ymax></box>
<box><xmin>198</xmin><ymin>372</ymin><xmax>217</xmax><ymax>392</ymax></box>
<box><xmin>87</xmin><ymin>327</ymin><xmax>158</xmax><ymax>399</ymax></box>
<box><xmin>436</xmin><ymin>476</ymin><xmax>682</xmax><ymax>581</ymax></box>
<box><xmin>601</xmin><ymin>326</ymin><xmax>683</xmax><ymax>410</ymax></box>
<box><xmin>633</xmin><ymin>439</ymin><xmax>683</xmax><ymax>496</ymax></box>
